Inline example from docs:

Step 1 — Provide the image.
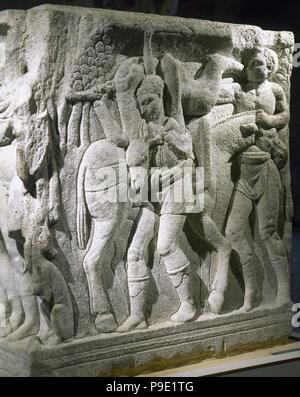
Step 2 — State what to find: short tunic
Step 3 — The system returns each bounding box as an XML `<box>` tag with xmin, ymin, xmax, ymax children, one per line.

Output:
<box><xmin>235</xmin><ymin>145</ymin><xmax>281</xmax><ymax>200</ymax></box>
<box><xmin>150</xmin><ymin>117</ymin><xmax>199</xmax><ymax>215</ymax></box>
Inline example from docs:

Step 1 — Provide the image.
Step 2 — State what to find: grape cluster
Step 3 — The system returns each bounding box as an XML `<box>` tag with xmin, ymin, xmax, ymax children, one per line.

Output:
<box><xmin>71</xmin><ymin>28</ymin><xmax>116</xmax><ymax>92</ymax></box>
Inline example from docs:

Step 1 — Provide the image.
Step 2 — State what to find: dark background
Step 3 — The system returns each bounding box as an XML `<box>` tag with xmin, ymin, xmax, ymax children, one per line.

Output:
<box><xmin>0</xmin><ymin>1</ymin><xmax>299</xmax><ymax>306</ymax></box>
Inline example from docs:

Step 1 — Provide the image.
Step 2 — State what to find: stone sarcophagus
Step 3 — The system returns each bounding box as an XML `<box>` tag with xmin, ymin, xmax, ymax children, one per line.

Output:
<box><xmin>0</xmin><ymin>4</ymin><xmax>294</xmax><ymax>376</ymax></box>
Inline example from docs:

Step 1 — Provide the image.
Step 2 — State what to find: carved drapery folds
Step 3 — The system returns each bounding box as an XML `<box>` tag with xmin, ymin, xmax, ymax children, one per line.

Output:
<box><xmin>0</xmin><ymin>6</ymin><xmax>294</xmax><ymax>374</ymax></box>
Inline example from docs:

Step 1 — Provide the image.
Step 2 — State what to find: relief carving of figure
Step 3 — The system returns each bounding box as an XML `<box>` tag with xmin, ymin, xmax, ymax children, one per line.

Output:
<box><xmin>223</xmin><ymin>48</ymin><xmax>290</xmax><ymax>311</ymax></box>
<box><xmin>118</xmin><ymin>29</ymin><xmax>198</xmax><ymax>329</ymax></box>
<box><xmin>27</xmin><ymin>224</ymin><xmax>74</xmax><ymax>345</ymax></box>
<box><xmin>0</xmin><ymin>56</ymin><xmax>68</xmax><ymax>341</ymax></box>
<box><xmin>0</xmin><ymin>119</ymin><xmax>24</xmax><ymax>338</ymax></box>
<box><xmin>118</xmin><ymin>29</ymin><xmax>199</xmax><ymax>325</ymax></box>
<box><xmin>0</xmin><ymin>115</ymin><xmax>39</xmax><ymax>342</ymax></box>
<box><xmin>76</xmin><ymin>55</ymin><xmax>145</xmax><ymax>333</ymax></box>
<box><xmin>75</xmin><ymin>24</ymin><xmax>291</xmax><ymax>334</ymax></box>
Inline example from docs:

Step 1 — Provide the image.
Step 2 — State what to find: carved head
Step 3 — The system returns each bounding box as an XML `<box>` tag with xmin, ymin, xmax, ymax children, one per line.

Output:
<box><xmin>246</xmin><ymin>48</ymin><xmax>278</xmax><ymax>83</ymax></box>
<box><xmin>137</xmin><ymin>75</ymin><xmax>164</xmax><ymax>122</ymax></box>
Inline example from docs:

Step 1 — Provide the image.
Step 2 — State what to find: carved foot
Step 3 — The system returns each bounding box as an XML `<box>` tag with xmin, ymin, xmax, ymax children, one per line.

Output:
<box><xmin>5</xmin><ymin>321</ymin><xmax>39</xmax><ymax>342</ymax></box>
<box><xmin>170</xmin><ymin>301</ymin><xmax>196</xmax><ymax>323</ymax></box>
<box><xmin>95</xmin><ymin>313</ymin><xmax>117</xmax><ymax>333</ymax></box>
<box><xmin>274</xmin><ymin>291</ymin><xmax>291</xmax><ymax>307</ymax></box>
<box><xmin>239</xmin><ymin>290</ymin><xmax>261</xmax><ymax>313</ymax></box>
<box><xmin>208</xmin><ymin>291</ymin><xmax>225</xmax><ymax>314</ymax></box>
<box><xmin>9</xmin><ymin>297</ymin><xmax>24</xmax><ymax>332</ymax></box>
<box><xmin>239</xmin><ymin>302</ymin><xmax>254</xmax><ymax>312</ymax></box>
<box><xmin>41</xmin><ymin>332</ymin><xmax>62</xmax><ymax>346</ymax></box>
<box><xmin>117</xmin><ymin>315</ymin><xmax>147</xmax><ymax>333</ymax></box>
<box><xmin>0</xmin><ymin>327</ymin><xmax>9</xmax><ymax>338</ymax></box>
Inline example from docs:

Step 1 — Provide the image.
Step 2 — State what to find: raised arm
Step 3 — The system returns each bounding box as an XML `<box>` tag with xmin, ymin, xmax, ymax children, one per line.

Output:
<box><xmin>93</xmin><ymin>94</ymin><xmax>128</xmax><ymax>148</ymax></box>
<box><xmin>114</xmin><ymin>58</ymin><xmax>145</xmax><ymax>140</ymax></box>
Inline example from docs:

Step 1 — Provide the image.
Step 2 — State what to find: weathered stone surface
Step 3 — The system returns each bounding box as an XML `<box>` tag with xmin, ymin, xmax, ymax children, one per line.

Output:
<box><xmin>0</xmin><ymin>4</ymin><xmax>294</xmax><ymax>376</ymax></box>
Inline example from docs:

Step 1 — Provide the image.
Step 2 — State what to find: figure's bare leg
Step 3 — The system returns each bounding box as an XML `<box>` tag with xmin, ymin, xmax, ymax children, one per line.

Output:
<box><xmin>83</xmin><ymin>205</ymin><xmax>128</xmax><ymax>333</ymax></box>
<box><xmin>203</xmin><ymin>214</ymin><xmax>231</xmax><ymax>314</ymax></box>
<box><xmin>117</xmin><ymin>207</ymin><xmax>156</xmax><ymax>333</ymax></box>
<box><xmin>6</xmin><ymin>292</ymin><xmax>40</xmax><ymax>342</ymax></box>
<box><xmin>83</xmin><ymin>221</ymin><xmax>117</xmax><ymax>333</ymax></box>
<box><xmin>51</xmin><ymin>303</ymin><xmax>74</xmax><ymax>342</ymax></box>
<box><xmin>7</xmin><ymin>296</ymin><xmax>23</xmax><ymax>332</ymax></box>
<box><xmin>226</xmin><ymin>191</ymin><xmax>260</xmax><ymax>312</ymax></box>
<box><xmin>0</xmin><ymin>256</ymin><xmax>23</xmax><ymax>333</ymax></box>
<box><xmin>257</xmin><ymin>169</ymin><xmax>290</xmax><ymax>306</ymax></box>
<box><xmin>0</xmin><ymin>284</ymin><xmax>11</xmax><ymax>337</ymax></box>
<box><xmin>188</xmin><ymin>211</ymin><xmax>231</xmax><ymax>314</ymax></box>
<box><xmin>4</xmin><ymin>237</ymin><xmax>39</xmax><ymax>341</ymax></box>
<box><xmin>158</xmin><ymin>214</ymin><xmax>196</xmax><ymax>323</ymax></box>
<box><xmin>0</xmin><ymin>188</ymin><xmax>24</xmax><ymax>333</ymax></box>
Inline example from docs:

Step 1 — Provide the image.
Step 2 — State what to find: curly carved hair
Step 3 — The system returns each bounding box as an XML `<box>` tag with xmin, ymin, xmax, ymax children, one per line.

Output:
<box><xmin>136</xmin><ymin>75</ymin><xmax>164</xmax><ymax>99</ymax></box>
<box><xmin>253</xmin><ymin>47</ymin><xmax>279</xmax><ymax>74</ymax></box>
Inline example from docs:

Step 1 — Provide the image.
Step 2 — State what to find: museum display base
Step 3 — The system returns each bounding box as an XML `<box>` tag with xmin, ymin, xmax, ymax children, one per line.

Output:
<box><xmin>145</xmin><ymin>336</ymin><xmax>300</xmax><ymax>377</ymax></box>
<box><xmin>0</xmin><ymin>303</ymin><xmax>292</xmax><ymax>377</ymax></box>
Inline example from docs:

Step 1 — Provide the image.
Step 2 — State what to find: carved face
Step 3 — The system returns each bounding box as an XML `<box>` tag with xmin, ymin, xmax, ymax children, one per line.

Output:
<box><xmin>246</xmin><ymin>52</ymin><xmax>270</xmax><ymax>83</ymax></box>
<box><xmin>137</xmin><ymin>93</ymin><xmax>163</xmax><ymax>122</ymax></box>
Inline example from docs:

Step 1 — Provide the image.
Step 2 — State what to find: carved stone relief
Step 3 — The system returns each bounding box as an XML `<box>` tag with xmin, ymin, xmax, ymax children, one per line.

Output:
<box><xmin>0</xmin><ymin>5</ymin><xmax>294</xmax><ymax>376</ymax></box>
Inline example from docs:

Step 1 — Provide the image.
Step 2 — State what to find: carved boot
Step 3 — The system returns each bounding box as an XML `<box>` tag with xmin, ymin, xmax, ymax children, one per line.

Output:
<box><xmin>240</xmin><ymin>261</ymin><xmax>261</xmax><ymax>312</ymax></box>
<box><xmin>117</xmin><ymin>278</ymin><xmax>148</xmax><ymax>333</ymax></box>
<box><xmin>169</xmin><ymin>266</ymin><xmax>196</xmax><ymax>323</ymax></box>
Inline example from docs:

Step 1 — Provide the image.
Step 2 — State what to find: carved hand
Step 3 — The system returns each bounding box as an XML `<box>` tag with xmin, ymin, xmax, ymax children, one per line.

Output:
<box><xmin>148</xmin><ymin>122</ymin><xmax>165</xmax><ymax>146</ymax></box>
<box><xmin>149</xmin><ymin>135</ymin><xmax>164</xmax><ymax>147</ymax></box>
<box><xmin>256</xmin><ymin>110</ymin><xmax>274</xmax><ymax>129</ymax></box>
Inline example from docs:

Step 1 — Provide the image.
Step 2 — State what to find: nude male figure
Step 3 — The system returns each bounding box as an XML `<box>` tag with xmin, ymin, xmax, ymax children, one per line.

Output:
<box><xmin>224</xmin><ymin>48</ymin><xmax>290</xmax><ymax>310</ymax></box>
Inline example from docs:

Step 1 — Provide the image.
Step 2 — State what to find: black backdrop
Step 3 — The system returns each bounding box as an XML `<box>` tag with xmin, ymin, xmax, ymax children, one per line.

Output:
<box><xmin>0</xmin><ymin>0</ymin><xmax>299</xmax><ymax>224</ymax></box>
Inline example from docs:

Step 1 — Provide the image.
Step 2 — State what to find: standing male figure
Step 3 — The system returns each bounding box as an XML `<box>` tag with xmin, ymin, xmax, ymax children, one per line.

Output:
<box><xmin>224</xmin><ymin>48</ymin><xmax>290</xmax><ymax>311</ymax></box>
